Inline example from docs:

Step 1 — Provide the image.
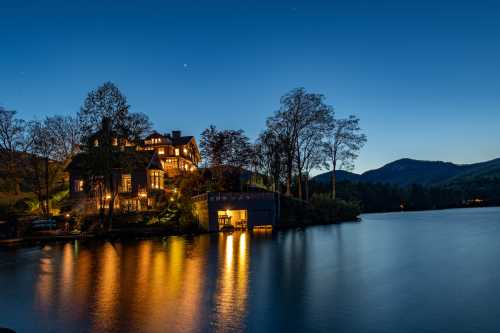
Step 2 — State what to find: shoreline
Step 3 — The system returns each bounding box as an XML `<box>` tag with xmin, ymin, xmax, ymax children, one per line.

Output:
<box><xmin>3</xmin><ymin>205</ymin><xmax>497</xmax><ymax>248</ymax></box>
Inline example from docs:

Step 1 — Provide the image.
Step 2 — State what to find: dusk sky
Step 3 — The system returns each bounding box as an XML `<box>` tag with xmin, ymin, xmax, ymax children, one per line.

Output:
<box><xmin>1</xmin><ymin>0</ymin><xmax>499</xmax><ymax>173</ymax></box>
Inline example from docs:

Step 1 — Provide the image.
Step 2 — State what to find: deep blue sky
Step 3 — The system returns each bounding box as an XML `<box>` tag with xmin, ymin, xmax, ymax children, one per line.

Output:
<box><xmin>1</xmin><ymin>0</ymin><xmax>499</xmax><ymax>173</ymax></box>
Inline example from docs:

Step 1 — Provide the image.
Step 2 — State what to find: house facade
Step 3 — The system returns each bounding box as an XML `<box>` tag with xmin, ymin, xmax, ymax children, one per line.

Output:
<box><xmin>66</xmin><ymin>121</ymin><xmax>200</xmax><ymax>213</ymax></box>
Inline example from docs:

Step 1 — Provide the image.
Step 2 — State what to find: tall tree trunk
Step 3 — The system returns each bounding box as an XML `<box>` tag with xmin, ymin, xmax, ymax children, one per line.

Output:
<box><xmin>331</xmin><ymin>165</ymin><xmax>337</xmax><ymax>200</ymax></box>
<box><xmin>285</xmin><ymin>163</ymin><xmax>292</xmax><ymax>196</ymax></box>
<box><xmin>45</xmin><ymin>157</ymin><xmax>50</xmax><ymax>216</ymax></box>
<box><xmin>305</xmin><ymin>175</ymin><xmax>310</xmax><ymax>201</ymax></box>
<box><xmin>296</xmin><ymin>146</ymin><xmax>302</xmax><ymax>199</ymax></box>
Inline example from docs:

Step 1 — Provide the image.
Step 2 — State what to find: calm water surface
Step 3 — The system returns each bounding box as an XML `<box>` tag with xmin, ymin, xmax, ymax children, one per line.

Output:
<box><xmin>2</xmin><ymin>207</ymin><xmax>500</xmax><ymax>332</ymax></box>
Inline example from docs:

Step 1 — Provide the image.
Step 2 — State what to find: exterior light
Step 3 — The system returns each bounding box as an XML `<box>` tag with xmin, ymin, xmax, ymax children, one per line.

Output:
<box><xmin>106</xmin><ymin>194</ymin><xmax>111</xmax><ymax>200</ymax></box>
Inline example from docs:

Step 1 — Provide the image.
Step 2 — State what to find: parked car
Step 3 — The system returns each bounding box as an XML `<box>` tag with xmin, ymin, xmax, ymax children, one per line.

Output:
<box><xmin>31</xmin><ymin>218</ymin><xmax>57</xmax><ymax>230</ymax></box>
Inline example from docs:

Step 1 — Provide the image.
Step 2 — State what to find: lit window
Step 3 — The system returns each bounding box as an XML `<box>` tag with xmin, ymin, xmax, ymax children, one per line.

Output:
<box><xmin>112</xmin><ymin>138</ymin><xmax>118</xmax><ymax>146</ymax></box>
<box><xmin>121</xmin><ymin>174</ymin><xmax>132</xmax><ymax>192</ymax></box>
<box><xmin>175</xmin><ymin>148</ymin><xmax>180</xmax><ymax>156</ymax></box>
<box><xmin>149</xmin><ymin>170</ymin><xmax>164</xmax><ymax>189</ymax></box>
<box><xmin>94</xmin><ymin>139</ymin><xmax>99</xmax><ymax>147</ymax></box>
<box><xmin>158</xmin><ymin>147</ymin><xmax>164</xmax><ymax>155</ymax></box>
<box><xmin>74</xmin><ymin>179</ymin><xmax>84</xmax><ymax>192</ymax></box>
<box><xmin>183</xmin><ymin>147</ymin><xmax>188</xmax><ymax>154</ymax></box>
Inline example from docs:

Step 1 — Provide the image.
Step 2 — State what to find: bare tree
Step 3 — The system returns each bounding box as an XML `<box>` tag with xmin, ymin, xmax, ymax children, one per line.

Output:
<box><xmin>78</xmin><ymin>81</ymin><xmax>127</xmax><ymax>136</ymax></box>
<box><xmin>324</xmin><ymin>115</ymin><xmax>367</xmax><ymax>200</ymax></box>
<box><xmin>295</xmin><ymin>104</ymin><xmax>332</xmax><ymax>200</ymax></box>
<box><xmin>255</xmin><ymin>129</ymin><xmax>285</xmax><ymax>192</ymax></box>
<box><xmin>125</xmin><ymin>112</ymin><xmax>152</xmax><ymax>144</ymax></box>
<box><xmin>266</xmin><ymin>88</ymin><xmax>331</xmax><ymax>197</ymax></box>
<box><xmin>28</xmin><ymin>116</ymin><xmax>81</xmax><ymax>216</ymax></box>
<box><xmin>0</xmin><ymin>107</ymin><xmax>32</xmax><ymax>195</ymax></box>
<box><xmin>78</xmin><ymin>82</ymin><xmax>151</xmax><ymax>230</ymax></box>
<box><xmin>199</xmin><ymin>125</ymin><xmax>253</xmax><ymax>169</ymax></box>
<box><xmin>299</xmin><ymin>126</ymin><xmax>328</xmax><ymax>201</ymax></box>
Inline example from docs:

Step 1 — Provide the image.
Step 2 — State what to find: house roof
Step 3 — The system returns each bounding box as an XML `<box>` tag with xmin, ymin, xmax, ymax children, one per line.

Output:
<box><xmin>66</xmin><ymin>151</ymin><xmax>157</xmax><ymax>173</ymax></box>
<box><xmin>171</xmin><ymin>135</ymin><xmax>194</xmax><ymax>146</ymax></box>
<box><xmin>146</xmin><ymin>153</ymin><xmax>164</xmax><ymax>171</ymax></box>
<box><xmin>145</xmin><ymin>132</ymin><xmax>169</xmax><ymax>141</ymax></box>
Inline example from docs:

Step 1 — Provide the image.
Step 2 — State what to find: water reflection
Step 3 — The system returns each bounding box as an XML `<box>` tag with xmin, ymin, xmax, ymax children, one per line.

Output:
<box><xmin>31</xmin><ymin>232</ymin><xmax>251</xmax><ymax>333</ymax></box>
<box><xmin>213</xmin><ymin>232</ymin><xmax>250</xmax><ymax>332</ymax></box>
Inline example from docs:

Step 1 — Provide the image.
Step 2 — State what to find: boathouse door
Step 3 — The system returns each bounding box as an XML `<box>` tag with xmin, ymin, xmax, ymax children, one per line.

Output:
<box><xmin>217</xmin><ymin>209</ymin><xmax>248</xmax><ymax>229</ymax></box>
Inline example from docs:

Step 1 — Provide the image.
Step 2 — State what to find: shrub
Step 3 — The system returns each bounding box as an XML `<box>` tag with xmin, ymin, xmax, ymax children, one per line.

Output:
<box><xmin>311</xmin><ymin>193</ymin><xmax>361</xmax><ymax>223</ymax></box>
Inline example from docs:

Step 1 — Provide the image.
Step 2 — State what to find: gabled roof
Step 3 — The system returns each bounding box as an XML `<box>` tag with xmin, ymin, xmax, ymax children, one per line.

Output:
<box><xmin>147</xmin><ymin>153</ymin><xmax>164</xmax><ymax>171</ymax></box>
<box><xmin>66</xmin><ymin>151</ymin><xmax>156</xmax><ymax>173</ymax></box>
<box><xmin>171</xmin><ymin>135</ymin><xmax>194</xmax><ymax>146</ymax></box>
<box><xmin>145</xmin><ymin>132</ymin><xmax>168</xmax><ymax>140</ymax></box>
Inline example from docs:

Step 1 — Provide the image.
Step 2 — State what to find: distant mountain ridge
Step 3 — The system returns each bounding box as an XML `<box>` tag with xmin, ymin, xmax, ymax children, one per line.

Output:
<box><xmin>312</xmin><ymin>157</ymin><xmax>500</xmax><ymax>187</ymax></box>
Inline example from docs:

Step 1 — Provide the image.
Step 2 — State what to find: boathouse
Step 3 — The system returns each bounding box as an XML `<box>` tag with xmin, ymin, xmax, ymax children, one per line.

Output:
<box><xmin>192</xmin><ymin>192</ymin><xmax>279</xmax><ymax>232</ymax></box>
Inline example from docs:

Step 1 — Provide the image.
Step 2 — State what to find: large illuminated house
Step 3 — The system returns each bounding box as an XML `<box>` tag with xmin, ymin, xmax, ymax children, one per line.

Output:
<box><xmin>66</xmin><ymin>119</ymin><xmax>200</xmax><ymax>212</ymax></box>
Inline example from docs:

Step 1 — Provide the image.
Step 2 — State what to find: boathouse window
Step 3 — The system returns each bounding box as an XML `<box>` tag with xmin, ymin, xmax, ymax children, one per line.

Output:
<box><xmin>121</xmin><ymin>174</ymin><xmax>132</xmax><ymax>192</ymax></box>
<box><xmin>149</xmin><ymin>170</ymin><xmax>164</xmax><ymax>189</ymax></box>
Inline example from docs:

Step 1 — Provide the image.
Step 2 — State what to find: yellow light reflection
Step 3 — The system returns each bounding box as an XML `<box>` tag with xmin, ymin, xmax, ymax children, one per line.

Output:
<box><xmin>92</xmin><ymin>242</ymin><xmax>120</xmax><ymax>332</ymax></box>
<box><xmin>214</xmin><ymin>232</ymin><xmax>249</xmax><ymax>332</ymax></box>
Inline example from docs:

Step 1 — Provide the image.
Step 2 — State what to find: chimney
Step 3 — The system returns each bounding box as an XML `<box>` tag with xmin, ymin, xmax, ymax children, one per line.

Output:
<box><xmin>172</xmin><ymin>130</ymin><xmax>181</xmax><ymax>139</ymax></box>
<box><xmin>102</xmin><ymin>117</ymin><xmax>112</xmax><ymax>133</ymax></box>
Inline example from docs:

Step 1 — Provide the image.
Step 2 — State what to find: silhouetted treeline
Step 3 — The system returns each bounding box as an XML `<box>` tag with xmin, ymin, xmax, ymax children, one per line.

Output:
<box><xmin>310</xmin><ymin>178</ymin><xmax>500</xmax><ymax>213</ymax></box>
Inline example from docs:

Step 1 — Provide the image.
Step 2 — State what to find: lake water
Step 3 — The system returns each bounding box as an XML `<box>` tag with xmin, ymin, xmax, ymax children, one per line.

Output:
<box><xmin>1</xmin><ymin>207</ymin><xmax>500</xmax><ymax>332</ymax></box>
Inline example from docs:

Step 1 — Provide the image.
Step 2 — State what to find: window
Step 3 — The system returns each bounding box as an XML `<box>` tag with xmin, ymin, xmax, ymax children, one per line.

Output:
<box><xmin>183</xmin><ymin>147</ymin><xmax>188</xmax><ymax>155</ymax></box>
<box><xmin>175</xmin><ymin>148</ymin><xmax>180</xmax><ymax>156</ymax></box>
<box><xmin>94</xmin><ymin>139</ymin><xmax>99</xmax><ymax>147</ymax></box>
<box><xmin>149</xmin><ymin>170</ymin><xmax>164</xmax><ymax>189</ymax></box>
<box><xmin>158</xmin><ymin>147</ymin><xmax>164</xmax><ymax>155</ymax></box>
<box><xmin>164</xmin><ymin>158</ymin><xmax>176</xmax><ymax>169</ymax></box>
<box><xmin>112</xmin><ymin>138</ymin><xmax>118</xmax><ymax>146</ymax></box>
<box><xmin>74</xmin><ymin>179</ymin><xmax>84</xmax><ymax>192</ymax></box>
<box><xmin>121</xmin><ymin>174</ymin><xmax>132</xmax><ymax>192</ymax></box>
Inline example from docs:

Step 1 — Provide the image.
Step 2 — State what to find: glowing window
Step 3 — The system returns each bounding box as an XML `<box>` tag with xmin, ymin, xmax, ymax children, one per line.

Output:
<box><xmin>158</xmin><ymin>147</ymin><xmax>164</xmax><ymax>155</ymax></box>
<box><xmin>175</xmin><ymin>148</ymin><xmax>180</xmax><ymax>156</ymax></box>
<box><xmin>121</xmin><ymin>174</ymin><xmax>132</xmax><ymax>192</ymax></box>
<box><xmin>149</xmin><ymin>170</ymin><xmax>164</xmax><ymax>189</ymax></box>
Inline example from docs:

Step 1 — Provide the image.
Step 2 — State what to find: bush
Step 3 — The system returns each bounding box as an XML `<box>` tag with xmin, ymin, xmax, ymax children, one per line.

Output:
<box><xmin>311</xmin><ymin>193</ymin><xmax>361</xmax><ymax>223</ymax></box>
<box><xmin>147</xmin><ymin>194</ymin><xmax>201</xmax><ymax>234</ymax></box>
